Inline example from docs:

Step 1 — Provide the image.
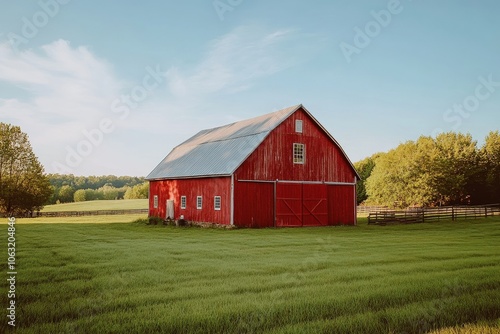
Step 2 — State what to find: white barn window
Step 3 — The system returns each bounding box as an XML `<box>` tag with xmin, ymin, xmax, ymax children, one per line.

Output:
<box><xmin>295</xmin><ymin>120</ymin><xmax>303</xmax><ymax>133</ymax></box>
<box><xmin>214</xmin><ymin>196</ymin><xmax>221</xmax><ymax>210</ymax></box>
<box><xmin>153</xmin><ymin>195</ymin><xmax>158</xmax><ymax>208</ymax></box>
<box><xmin>293</xmin><ymin>143</ymin><xmax>305</xmax><ymax>164</ymax></box>
<box><xmin>181</xmin><ymin>196</ymin><xmax>186</xmax><ymax>209</ymax></box>
<box><xmin>197</xmin><ymin>196</ymin><xmax>203</xmax><ymax>210</ymax></box>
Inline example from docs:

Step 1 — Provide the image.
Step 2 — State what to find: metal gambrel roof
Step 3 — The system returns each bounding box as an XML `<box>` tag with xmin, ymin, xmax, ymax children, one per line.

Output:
<box><xmin>146</xmin><ymin>104</ymin><xmax>302</xmax><ymax>180</ymax></box>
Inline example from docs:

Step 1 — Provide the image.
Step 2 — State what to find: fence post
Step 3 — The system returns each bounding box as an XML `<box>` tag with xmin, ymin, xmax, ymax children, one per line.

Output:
<box><xmin>485</xmin><ymin>207</ymin><xmax>488</xmax><ymax>218</ymax></box>
<box><xmin>452</xmin><ymin>207</ymin><xmax>455</xmax><ymax>221</ymax></box>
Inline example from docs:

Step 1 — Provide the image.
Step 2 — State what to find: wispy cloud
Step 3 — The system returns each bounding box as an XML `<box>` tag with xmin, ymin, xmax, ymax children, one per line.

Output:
<box><xmin>0</xmin><ymin>40</ymin><xmax>122</xmax><ymax>139</ymax></box>
<box><xmin>165</xmin><ymin>25</ymin><xmax>316</xmax><ymax>99</ymax></box>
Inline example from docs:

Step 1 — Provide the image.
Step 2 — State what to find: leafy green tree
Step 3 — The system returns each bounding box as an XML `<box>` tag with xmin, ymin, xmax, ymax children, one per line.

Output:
<box><xmin>124</xmin><ymin>182</ymin><xmax>149</xmax><ymax>199</ymax></box>
<box><xmin>73</xmin><ymin>189</ymin><xmax>86</xmax><ymax>202</ymax></box>
<box><xmin>117</xmin><ymin>187</ymin><xmax>127</xmax><ymax>199</ymax></box>
<box><xmin>354</xmin><ymin>155</ymin><xmax>379</xmax><ymax>204</ymax></box>
<box><xmin>481</xmin><ymin>131</ymin><xmax>500</xmax><ymax>203</ymax></box>
<box><xmin>100</xmin><ymin>185</ymin><xmax>119</xmax><ymax>200</ymax></box>
<box><xmin>58</xmin><ymin>185</ymin><xmax>75</xmax><ymax>203</ymax></box>
<box><xmin>46</xmin><ymin>185</ymin><xmax>59</xmax><ymax>204</ymax></box>
<box><xmin>366</xmin><ymin>139</ymin><xmax>436</xmax><ymax>208</ymax></box>
<box><xmin>123</xmin><ymin>187</ymin><xmax>133</xmax><ymax>199</ymax></box>
<box><xmin>84</xmin><ymin>189</ymin><xmax>98</xmax><ymax>201</ymax></box>
<box><xmin>0</xmin><ymin>123</ymin><xmax>52</xmax><ymax>214</ymax></box>
<box><xmin>432</xmin><ymin>133</ymin><xmax>480</xmax><ymax>205</ymax></box>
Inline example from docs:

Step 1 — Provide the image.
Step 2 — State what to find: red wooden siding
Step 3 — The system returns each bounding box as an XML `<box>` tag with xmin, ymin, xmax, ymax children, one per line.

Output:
<box><xmin>235</xmin><ymin>108</ymin><xmax>356</xmax><ymax>183</ymax></box>
<box><xmin>328</xmin><ymin>185</ymin><xmax>356</xmax><ymax>225</ymax></box>
<box><xmin>234</xmin><ymin>181</ymin><xmax>274</xmax><ymax>228</ymax></box>
<box><xmin>149</xmin><ymin>177</ymin><xmax>231</xmax><ymax>225</ymax></box>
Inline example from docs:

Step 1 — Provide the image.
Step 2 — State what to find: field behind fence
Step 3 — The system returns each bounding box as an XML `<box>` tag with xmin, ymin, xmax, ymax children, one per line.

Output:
<box><xmin>20</xmin><ymin>209</ymin><xmax>149</xmax><ymax>218</ymax></box>
<box><xmin>0</xmin><ymin>199</ymin><xmax>149</xmax><ymax>218</ymax></box>
<box><xmin>368</xmin><ymin>204</ymin><xmax>500</xmax><ymax>224</ymax></box>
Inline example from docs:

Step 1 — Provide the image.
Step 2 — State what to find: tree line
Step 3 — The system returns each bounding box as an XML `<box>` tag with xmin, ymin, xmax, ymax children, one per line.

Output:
<box><xmin>355</xmin><ymin>131</ymin><xmax>500</xmax><ymax>208</ymax></box>
<box><xmin>47</xmin><ymin>174</ymin><xmax>148</xmax><ymax>204</ymax></box>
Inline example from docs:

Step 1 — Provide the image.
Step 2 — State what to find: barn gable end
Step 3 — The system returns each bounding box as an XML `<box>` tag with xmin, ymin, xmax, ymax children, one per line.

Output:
<box><xmin>234</xmin><ymin>107</ymin><xmax>358</xmax><ymax>182</ymax></box>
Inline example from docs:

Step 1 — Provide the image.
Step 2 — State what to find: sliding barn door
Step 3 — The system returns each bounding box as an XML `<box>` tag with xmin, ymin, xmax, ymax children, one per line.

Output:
<box><xmin>276</xmin><ymin>183</ymin><xmax>328</xmax><ymax>227</ymax></box>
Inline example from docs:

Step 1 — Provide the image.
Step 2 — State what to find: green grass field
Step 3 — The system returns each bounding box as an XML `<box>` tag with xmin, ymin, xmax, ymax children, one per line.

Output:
<box><xmin>41</xmin><ymin>199</ymin><xmax>148</xmax><ymax>212</ymax></box>
<box><xmin>1</xmin><ymin>216</ymin><xmax>499</xmax><ymax>333</ymax></box>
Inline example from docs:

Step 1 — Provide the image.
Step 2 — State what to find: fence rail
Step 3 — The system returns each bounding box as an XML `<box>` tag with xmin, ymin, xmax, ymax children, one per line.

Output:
<box><xmin>368</xmin><ymin>204</ymin><xmax>500</xmax><ymax>225</ymax></box>
<box><xmin>357</xmin><ymin>206</ymin><xmax>389</xmax><ymax>214</ymax></box>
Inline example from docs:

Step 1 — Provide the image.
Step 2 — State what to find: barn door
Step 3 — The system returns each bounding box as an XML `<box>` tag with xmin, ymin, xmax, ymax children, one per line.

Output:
<box><xmin>303</xmin><ymin>184</ymin><xmax>328</xmax><ymax>226</ymax></box>
<box><xmin>166</xmin><ymin>200</ymin><xmax>174</xmax><ymax>219</ymax></box>
<box><xmin>276</xmin><ymin>183</ymin><xmax>302</xmax><ymax>227</ymax></box>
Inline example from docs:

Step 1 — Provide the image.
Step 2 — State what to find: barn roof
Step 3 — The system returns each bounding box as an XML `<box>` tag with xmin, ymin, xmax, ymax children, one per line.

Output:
<box><xmin>146</xmin><ymin>104</ymin><xmax>359</xmax><ymax>180</ymax></box>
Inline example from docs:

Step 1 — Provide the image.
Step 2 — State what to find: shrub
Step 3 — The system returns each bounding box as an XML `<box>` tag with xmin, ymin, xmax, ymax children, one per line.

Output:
<box><xmin>131</xmin><ymin>218</ymin><xmax>149</xmax><ymax>225</ymax></box>
<box><xmin>148</xmin><ymin>216</ymin><xmax>163</xmax><ymax>225</ymax></box>
<box><xmin>177</xmin><ymin>218</ymin><xmax>189</xmax><ymax>226</ymax></box>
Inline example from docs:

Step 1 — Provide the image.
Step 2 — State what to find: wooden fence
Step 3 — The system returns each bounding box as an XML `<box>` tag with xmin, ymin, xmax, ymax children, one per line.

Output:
<box><xmin>357</xmin><ymin>206</ymin><xmax>389</xmax><ymax>215</ymax></box>
<box><xmin>32</xmin><ymin>209</ymin><xmax>149</xmax><ymax>218</ymax></box>
<box><xmin>368</xmin><ymin>204</ymin><xmax>500</xmax><ymax>225</ymax></box>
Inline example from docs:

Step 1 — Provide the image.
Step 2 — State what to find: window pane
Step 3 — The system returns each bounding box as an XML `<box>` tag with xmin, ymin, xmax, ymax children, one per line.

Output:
<box><xmin>293</xmin><ymin>143</ymin><xmax>305</xmax><ymax>164</ymax></box>
<box><xmin>214</xmin><ymin>196</ymin><xmax>221</xmax><ymax>210</ymax></box>
<box><xmin>295</xmin><ymin>120</ymin><xmax>303</xmax><ymax>133</ymax></box>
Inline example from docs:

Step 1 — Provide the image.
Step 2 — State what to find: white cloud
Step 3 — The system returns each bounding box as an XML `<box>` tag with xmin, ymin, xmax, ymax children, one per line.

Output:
<box><xmin>0</xmin><ymin>40</ymin><xmax>126</xmax><ymax>171</ymax></box>
<box><xmin>0</xmin><ymin>39</ymin><xmax>122</xmax><ymax>131</ymax></box>
<box><xmin>165</xmin><ymin>25</ymin><xmax>312</xmax><ymax>99</ymax></box>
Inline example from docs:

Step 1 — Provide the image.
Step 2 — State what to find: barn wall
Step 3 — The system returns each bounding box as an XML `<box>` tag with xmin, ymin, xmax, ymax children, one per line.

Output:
<box><xmin>328</xmin><ymin>184</ymin><xmax>356</xmax><ymax>225</ymax></box>
<box><xmin>235</xmin><ymin>108</ymin><xmax>356</xmax><ymax>183</ymax></box>
<box><xmin>149</xmin><ymin>177</ymin><xmax>231</xmax><ymax>225</ymax></box>
<box><xmin>234</xmin><ymin>181</ymin><xmax>274</xmax><ymax>228</ymax></box>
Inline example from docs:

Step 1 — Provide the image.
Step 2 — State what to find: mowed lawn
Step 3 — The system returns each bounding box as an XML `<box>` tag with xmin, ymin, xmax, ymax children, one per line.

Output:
<box><xmin>1</xmin><ymin>217</ymin><xmax>500</xmax><ymax>333</ymax></box>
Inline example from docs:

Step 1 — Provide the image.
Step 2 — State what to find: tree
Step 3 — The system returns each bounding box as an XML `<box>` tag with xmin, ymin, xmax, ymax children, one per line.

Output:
<box><xmin>354</xmin><ymin>153</ymin><xmax>382</xmax><ymax>204</ymax></box>
<box><xmin>0</xmin><ymin>123</ymin><xmax>52</xmax><ymax>215</ymax></box>
<box><xmin>124</xmin><ymin>182</ymin><xmax>149</xmax><ymax>199</ymax></box>
<box><xmin>58</xmin><ymin>185</ymin><xmax>75</xmax><ymax>203</ymax></box>
<box><xmin>85</xmin><ymin>189</ymin><xmax>99</xmax><ymax>201</ymax></box>
<box><xmin>481</xmin><ymin>131</ymin><xmax>500</xmax><ymax>203</ymax></box>
<box><xmin>432</xmin><ymin>133</ymin><xmax>480</xmax><ymax>205</ymax></box>
<box><xmin>366</xmin><ymin>139</ymin><xmax>436</xmax><ymax>208</ymax></box>
<box><xmin>73</xmin><ymin>189</ymin><xmax>86</xmax><ymax>202</ymax></box>
<box><xmin>100</xmin><ymin>184</ymin><xmax>119</xmax><ymax>200</ymax></box>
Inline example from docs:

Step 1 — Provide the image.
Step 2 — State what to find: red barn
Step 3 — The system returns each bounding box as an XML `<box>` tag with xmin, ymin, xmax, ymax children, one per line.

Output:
<box><xmin>146</xmin><ymin>104</ymin><xmax>360</xmax><ymax>227</ymax></box>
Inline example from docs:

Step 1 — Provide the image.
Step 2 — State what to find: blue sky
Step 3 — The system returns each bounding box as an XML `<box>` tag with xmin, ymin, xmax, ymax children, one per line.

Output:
<box><xmin>1</xmin><ymin>0</ymin><xmax>499</xmax><ymax>176</ymax></box>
